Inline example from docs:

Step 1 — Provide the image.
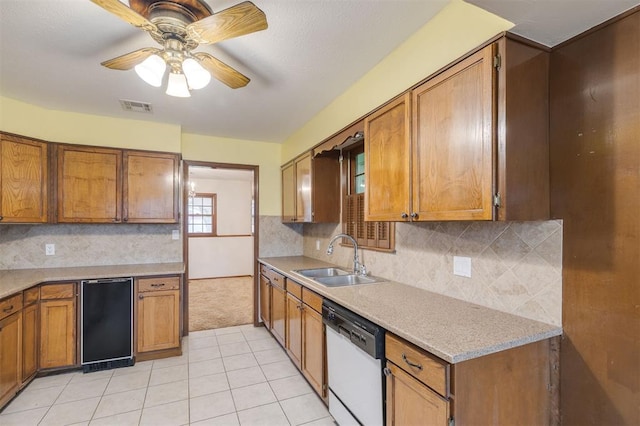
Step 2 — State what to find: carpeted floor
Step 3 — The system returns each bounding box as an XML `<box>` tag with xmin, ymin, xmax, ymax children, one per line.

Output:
<box><xmin>188</xmin><ymin>276</ymin><xmax>254</xmax><ymax>331</ymax></box>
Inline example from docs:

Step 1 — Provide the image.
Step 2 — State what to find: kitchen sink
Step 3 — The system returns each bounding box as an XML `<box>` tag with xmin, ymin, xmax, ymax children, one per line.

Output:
<box><xmin>314</xmin><ymin>274</ymin><xmax>381</xmax><ymax>287</ymax></box>
<box><xmin>295</xmin><ymin>267</ymin><xmax>351</xmax><ymax>278</ymax></box>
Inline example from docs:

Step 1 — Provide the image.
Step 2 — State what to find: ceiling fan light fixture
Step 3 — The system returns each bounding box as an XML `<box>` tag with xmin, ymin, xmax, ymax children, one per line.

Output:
<box><xmin>134</xmin><ymin>54</ymin><xmax>166</xmax><ymax>87</ymax></box>
<box><xmin>183</xmin><ymin>58</ymin><xmax>211</xmax><ymax>90</ymax></box>
<box><xmin>166</xmin><ymin>71</ymin><xmax>191</xmax><ymax>97</ymax></box>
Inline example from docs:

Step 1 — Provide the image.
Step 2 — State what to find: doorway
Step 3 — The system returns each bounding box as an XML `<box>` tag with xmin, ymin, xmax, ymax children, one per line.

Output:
<box><xmin>182</xmin><ymin>161</ymin><xmax>259</xmax><ymax>335</ymax></box>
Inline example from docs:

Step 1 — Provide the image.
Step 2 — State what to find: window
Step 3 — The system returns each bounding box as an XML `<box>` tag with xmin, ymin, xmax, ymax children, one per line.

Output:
<box><xmin>342</xmin><ymin>144</ymin><xmax>395</xmax><ymax>251</ymax></box>
<box><xmin>187</xmin><ymin>193</ymin><xmax>217</xmax><ymax>236</ymax></box>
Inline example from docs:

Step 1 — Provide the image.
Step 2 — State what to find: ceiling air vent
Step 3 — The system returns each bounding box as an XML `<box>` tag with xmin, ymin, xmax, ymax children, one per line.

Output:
<box><xmin>119</xmin><ymin>99</ymin><xmax>153</xmax><ymax>114</ymax></box>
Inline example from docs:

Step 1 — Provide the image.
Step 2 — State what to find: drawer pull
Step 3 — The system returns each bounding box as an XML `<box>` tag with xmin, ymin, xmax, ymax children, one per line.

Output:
<box><xmin>150</xmin><ymin>283</ymin><xmax>165</xmax><ymax>288</ymax></box>
<box><xmin>139</xmin><ymin>294</ymin><xmax>144</xmax><ymax>299</ymax></box>
<box><xmin>402</xmin><ymin>353</ymin><xmax>423</xmax><ymax>371</ymax></box>
<box><xmin>3</xmin><ymin>305</ymin><xmax>14</xmax><ymax>312</ymax></box>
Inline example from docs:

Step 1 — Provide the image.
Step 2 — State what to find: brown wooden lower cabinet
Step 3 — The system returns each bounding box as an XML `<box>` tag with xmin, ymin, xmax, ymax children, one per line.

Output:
<box><xmin>285</xmin><ymin>292</ymin><xmax>303</xmax><ymax>369</ymax></box>
<box><xmin>135</xmin><ymin>276</ymin><xmax>181</xmax><ymax>356</ymax></box>
<box><xmin>301</xmin><ymin>291</ymin><xmax>326</xmax><ymax>399</ymax></box>
<box><xmin>0</xmin><ymin>311</ymin><xmax>21</xmax><ymax>408</ymax></box>
<box><xmin>40</xmin><ymin>283</ymin><xmax>76</xmax><ymax>369</ymax></box>
<box><xmin>270</xmin><ymin>282</ymin><xmax>286</xmax><ymax>347</ymax></box>
<box><xmin>259</xmin><ymin>273</ymin><xmax>271</xmax><ymax>329</ymax></box>
<box><xmin>21</xmin><ymin>303</ymin><xmax>38</xmax><ymax>382</ymax></box>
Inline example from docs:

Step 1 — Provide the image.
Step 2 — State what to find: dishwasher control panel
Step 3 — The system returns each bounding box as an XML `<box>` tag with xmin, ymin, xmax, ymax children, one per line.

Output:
<box><xmin>322</xmin><ymin>299</ymin><xmax>385</xmax><ymax>359</ymax></box>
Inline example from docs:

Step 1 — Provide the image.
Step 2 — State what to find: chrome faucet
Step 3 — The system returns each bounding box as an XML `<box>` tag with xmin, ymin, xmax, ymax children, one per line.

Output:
<box><xmin>327</xmin><ymin>233</ymin><xmax>366</xmax><ymax>275</ymax></box>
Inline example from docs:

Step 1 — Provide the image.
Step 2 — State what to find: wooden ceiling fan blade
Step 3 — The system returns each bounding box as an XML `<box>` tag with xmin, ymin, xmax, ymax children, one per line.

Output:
<box><xmin>194</xmin><ymin>53</ymin><xmax>250</xmax><ymax>89</ymax></box>
<box><xmin>187</xmin><ymin>1</ymin><xmax>268</xmax><ymax>45</ymax></box>
<box><xmin>101</xmin><ymin>48</ymin><xmax>161</xmax><ymax>70</ymax></box>
<box><xmin>90</xmin><ymin>0</ymin><xmax>157</xmax><ymax>32</ymax></box>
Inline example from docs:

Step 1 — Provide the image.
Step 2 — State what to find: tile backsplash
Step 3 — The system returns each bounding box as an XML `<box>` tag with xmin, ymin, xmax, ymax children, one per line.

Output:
<box><xmin>0</xmin><ymin>224</ymin><xmax>182</xmax><ymax>269</ymax></box>
<box><xmin>303</xmin><ymin>220</ymin><xmax>562</xmax><ymax>326</ymax></box>
<box><xmin>258</xmin><ymin>216</ymin><xmax>303</xmax><ymax>258</ymax></box>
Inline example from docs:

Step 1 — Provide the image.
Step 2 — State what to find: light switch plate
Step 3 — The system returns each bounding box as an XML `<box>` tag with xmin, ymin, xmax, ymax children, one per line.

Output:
<box><xmin>453</xmin><ymin>256</ymin><xmax>471</xmax><ymax>278</ymax></box>
<box><xmin>315</xmin><ymin>239</ymin><xmax>320</xmax><ymax>251</ymax></box>
<box><xmin>172</xmin><ymin>230</ymin><xmax>180</xmax><ymax>240</ymax></box>
<box><xmin>45</xmin><ymin>244</ymin><xmax>55</xmax><ymax>256</ymax></box>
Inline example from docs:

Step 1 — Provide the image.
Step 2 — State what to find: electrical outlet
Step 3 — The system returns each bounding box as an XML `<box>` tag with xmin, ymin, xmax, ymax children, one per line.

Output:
<box><xmin>172</xmin><ymin>230</ymin><xmax>180</xmax><ymax>240</ymax></box>
<box><xmin>45</xmin><ymin>244</ymin><xmax>55</xmax><ymax>256</ymax></box>
<box><xmin>315</xmin><ymin>239</ymin><xmax>320</xmax><ymax>251</ymax></box>
<box><xmin>453</xmin><ymin>256</ymin><xmax>471</xmax><ymax>278</ymax></box>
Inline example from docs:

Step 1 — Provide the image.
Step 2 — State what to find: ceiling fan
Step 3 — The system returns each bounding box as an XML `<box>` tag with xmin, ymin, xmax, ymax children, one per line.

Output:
<box><xmin>90</xmin><ymin>0</ymin><xmax>268</xmax><ymax>97</ymax></box>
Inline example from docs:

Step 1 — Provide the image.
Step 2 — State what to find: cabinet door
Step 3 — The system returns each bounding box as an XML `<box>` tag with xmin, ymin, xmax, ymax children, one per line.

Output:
<box><xmin>412</xmin><ymin>45</ymin><xmax>495</xmax><ymax>221</ymax></box>
<box><xmin>22</xmin><ymin>303</ymin><xmax>38</xmax><ymax>382</ymax></box>
<box><xmin>302</xmin><ymin>305</ymin><xmax>325</xmax><ymax>398</ymax></box>
<box><xmin>0</xmin><ymin>312</ymin><xmax>21</xmax><ymax>408</ymax></box>
<box><xmin>364</xmin><ymin>94</ymin><xmax>412</xmax><ymax>221</ymax></box>
<box><xmin>386</xmin><ymin>362</ymin><xmax>449</xmax><ymax>426</ymax></box>
<box><xmin>137</xmin><ymin>290</ymin><xmax>180</xmax><ymax>353</ymax></box>
<box><xmin>123</xmin><ymin>151</ymin><xmax>179</xmax><ymax>223</ymax></box>
<box><xmin>281</xmin><ymin>162</ymin><xmax>296</xmax><ymax>222</ymax></box>
<box><xmin>285</xmin><ymin>293</ymin><xmax>302</xmax><ymax>369</ymax></box>
<box><xmin>57</xmin><ymin>145</ymin><xmax>122</xmax><ymax>223</ymax></box>
<box><xmin>295</xmin><ymin>153</ymin><xmax>312</xmax><ymax>222</ymax></box>
<box><xmin>259</xmin><ymin>274</ymin><xmax>271</xmax><ymax>329</ymax></box>
<box><xmin>40</xmin><ymin>299</ymin><xmax>76</xmax><ymax>369</ymax></box>
<box><xmin>0</xmin><ymin>134</ymin><xmax>48</xmax><ymax>223</ymax></box>
<box><xmin>270</xmin><ymin>284</ymin><xmax>286</xmax><ymax>347</ymax></box>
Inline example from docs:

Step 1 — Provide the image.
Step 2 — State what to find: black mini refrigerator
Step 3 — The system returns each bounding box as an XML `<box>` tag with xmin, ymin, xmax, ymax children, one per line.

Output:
<box><xmin>81</xmin><ymin>277</ymin><xmax>134</xmax><ymax>372</ymax></box>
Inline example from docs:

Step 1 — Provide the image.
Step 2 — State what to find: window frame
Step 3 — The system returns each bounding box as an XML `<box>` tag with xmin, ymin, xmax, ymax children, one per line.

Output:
<box><xmin>187</xmin><ymin>192</ymin><xmax>217</xmax><ymax>237</ymax></box>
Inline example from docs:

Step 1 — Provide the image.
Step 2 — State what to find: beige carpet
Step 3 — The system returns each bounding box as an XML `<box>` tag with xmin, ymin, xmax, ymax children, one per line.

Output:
<box><xmin>188</xmin><ymin>276</ymin><xmax>254</xmax><ymax>332</ymax></box>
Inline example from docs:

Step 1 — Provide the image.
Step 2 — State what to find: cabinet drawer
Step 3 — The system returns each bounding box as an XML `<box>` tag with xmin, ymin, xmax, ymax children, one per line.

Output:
<box><xmin>0</xmin><ymin>294</ymin><xmax>23</xmax><ymax>320</ymax></box>
<box><xmin>288</xmin><ymin>280</ymin><xmax>302</xmax><ymax>299</ymax></box>
<box><xmin>41</xmin><ymin>283</ymin><xmax>75</xmax><ymax>300</ymax></box>
<box><xmin>302</xmin><ymin>288</ymin><xmax>322</xmax><ymax>313</ymax></box>
<box><xmin>259</xmin><ymin>263</ymin><xmax>269</xmax><ymax>276</ymax></box>
<box><xmin>138</xmin><ymin>276</ymin><xmax>180</xmax><ymax>292</ymax></box>
<box><xmin>267</xmin><ymin>270</ymin><xmax>286</xmax><ymax>289</ymax></box>
<box><xmin>386</xmin><ymin>333</ymin><xmax>449</xmax><ymax>397</ymax></box>
<box><xmin>24</xmin><ymin>286</ymin><xmax>40</xmax><ymax>305</ymax></box>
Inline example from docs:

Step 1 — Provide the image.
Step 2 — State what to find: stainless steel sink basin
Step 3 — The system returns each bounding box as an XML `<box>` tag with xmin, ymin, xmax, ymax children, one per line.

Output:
<box><xmin>295</xmin><ymin>267</ymin><xmax>350</xmax><ymax>278</ymax></box>
<box><xmin>314</xmin><ymin>274</ymin><xmax>381</xmax><ymax>287</ymax></box>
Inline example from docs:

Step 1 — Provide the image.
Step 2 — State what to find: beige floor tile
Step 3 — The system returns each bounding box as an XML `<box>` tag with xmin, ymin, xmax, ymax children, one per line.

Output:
<box><xmin>219</xmin><ymin>341</ymin><xmax>252</xmax><ymax>357</ymax></box>
<box><xmin>88</xmin><ymin>410</ymin><xmax>141</xmax><ymax>426</ymax></box>
<box><xmin>68</xmin><ymin>369</ymin><xmax>114</xmax><ymax>385</ymax></box>
<box><xmin>189</xmin><ymin>346</ymin><xmax>222</xmax><ymax>363</ymax></box>
<box><xmin>236</xmin><ymin>402</ymin><xmax>290</xmax><ymax>426</ymax></box>
<box><xmin>230</xmin><ymin>382</ymin><xmax>276</xmax><ymax>411</ymax></box>
<box><xmin>104</xmin><ymin>370</ymin><xmax>151</xmax><ymax>395</ymax></box>
<box><xmin>215</xmin><ymin>326</ymin><xmax>245</xmax><ymax>335</ymax></box>
<box><xmin>189</xmin><ymin>372</ymin><xmax>230</xmax><ymax>398</ymax></box>
<box><xmin>0</xmin><ymin>407</ymin><xmax>48</xmax><ymax>426</ymax></box>
<box><xmin>152</xmin><ymin>353</ymin><xmax>188</xmax><ymax>369</ymax></box>
<box><xmin>260</xmin><ymin>359</ymin><xmax>299</xmax><ymax>380</ymax></box>
<box><xmin>149</xmin><ymin>363</ymin><xmax>188</xmax><ymax>386</ymax></box>
<box><xmin>280</xmin><ymin>393</ymin><xmax>330</xmax><ymax>425</ymax></box>
<box><xmin>190</xmin><ymin>412</ymin><xmax>240</xmax><ymax>426</ymax></box>
<box><xmin>222</xmin><ymin>353</ymin><xmax>258</xmax><ymax>372</ymax></box>
<box><xmin>1</xmin><ymin>385</ymin><xmax>65</xmax><ymax>414</ymax></box>
<box><xmin>269</xmin><ymin>375</ymin><xmax>313</xmax><ymax>400</ymax></box>
<box><xmin>140</xmin><ymin>399</ymin><xmax>189</xmax><ymax>426</ymax></box>
<box><xmin>39</xmin><ymin>396</ymin><xmax>101</xmax><ymax>426</ymax></box>
<box><xmin>216</xmin><ymin>332</ymin><xmax>246</xmax><ymax>345</ymax></box>
<box><xmin>189</xmin><ymin>336</ymin><xmax>218</xmax><ymax>350</ymax></box>
<box><xmin>299</xmin><ymin>417</ymin><xmax>335</xmax><ymax>426</ymax></box>
<box><xmin>189</xmin><ymin>358</ymin><xmax>225</xmax><ymax>378</ymax></box>
<box><xmin>253</xmin><ymin>348</ymin><xmax>289</xmax><ymax>365</ymax></box>
<box><xmin>226</xmin><ymin>366</ymin><xmax>267</xmax><ymax>389</ymax></box>
<box><xmin>189</xmin><ymin>390</ymin><xmax>237</xmax><ymax>423</ymax></box>
<box><xmin>26</xmin><ymin>374</ymin><xmax>73</xmax><ymax>390</ymax></box>
<box><xmin>144</xmin><ymin>379</ymin><xmax>188</xmax><ymax>408</ymax></box>
<box><xmin>247</xmin><ymin>338</ymin><xmax>280</xmax><ymax>352</ymax></box>
<box><xmin>190</xmin><ymin>329</ymin><xmax>218</xmax><ymax>338</ymax></box>
<box><xmin>241</xmin><ymin>327</ymin><xmax>271</xmax><ymax>341</ymax></box>
<box><xmin>55</xmin><ymin>377</ymin><xmax>109</xmax><ymax>404</ymax></box>
<box><xmin>93</xmin><ymin>388</ymin><xmax>146</xmax><ymax>419</ymax></box>
<box><xmin>112</xmin><ymin>361</ymin><xmax>153</xmax><ymax>377</ymax></box>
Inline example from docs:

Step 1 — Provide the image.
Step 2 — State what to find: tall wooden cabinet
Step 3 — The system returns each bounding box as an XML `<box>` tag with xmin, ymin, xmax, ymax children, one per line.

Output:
<box><xmin>135</xmin><ymin>276</ymin><xmax>181</xmax><ymax>358</ymax></box>
<box><xmin>0</xmin><ymin>295</ymin><xmax>22</xmax><ymax>408</ymax></box>
<box><xmin>39</xmin><ymin>283</ymin><xmax>76</xmax><ymax>369</ymax></box>
<box><xmin>365</xmin><ymin>37</ymin><xmax>549</xmax><ymax>222</ymax></box>
<box><xmin>0</xmin><ymin>133</ymin><xmax>48</xmax><ymax>223</ymax></box>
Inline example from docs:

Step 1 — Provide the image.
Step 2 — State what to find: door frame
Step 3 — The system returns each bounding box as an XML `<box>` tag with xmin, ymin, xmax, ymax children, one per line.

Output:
<box><xmin>182</xmin><ymin>160</ymin><xmax>260</xmax><ymax>336</ymax></box>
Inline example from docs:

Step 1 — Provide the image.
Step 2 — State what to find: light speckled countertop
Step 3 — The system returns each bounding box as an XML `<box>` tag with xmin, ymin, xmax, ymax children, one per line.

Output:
<box><xmin>259</xmin><ymin>256</ymin><xmax>562</xmax><ymax>363</ymax></box>
<box><xmin>0</xmin><ymin>262</ymin><xmax>185</xmax><ymax>299</ymax></box>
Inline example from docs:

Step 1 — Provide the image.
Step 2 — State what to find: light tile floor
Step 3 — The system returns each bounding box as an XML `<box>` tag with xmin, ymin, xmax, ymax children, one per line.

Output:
<box><xmin>0</xmin><ymin>324</ymin><xmax>334</xmax><ymax>426</ymax></box>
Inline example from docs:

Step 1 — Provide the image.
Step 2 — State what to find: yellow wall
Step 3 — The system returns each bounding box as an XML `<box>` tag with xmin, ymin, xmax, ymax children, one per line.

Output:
<box><xmin>281</xmin><ymin>0</ymin><xmax>513</xmax><ymax>161</ymax></box>
<box><xmin>0</xmin><ymin>96</ymin><xmax>181</xmax><ymax>152</ymax></box>
<box><xmin>181</xmin><ymin>133</ymin><xmax>282</xmax><ymax>215</ymax></box>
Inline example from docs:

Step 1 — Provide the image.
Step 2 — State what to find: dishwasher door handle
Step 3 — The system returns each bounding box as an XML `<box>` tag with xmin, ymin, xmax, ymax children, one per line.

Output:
<box><xmin>338</xmin><ymin>325</ymin><xmax>351</xmax><ymax>339</ymax></box>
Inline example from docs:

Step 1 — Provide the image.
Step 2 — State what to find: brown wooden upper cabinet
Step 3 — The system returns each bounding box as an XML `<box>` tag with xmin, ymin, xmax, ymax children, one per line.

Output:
<box><xmin>365</xmin><ymin>37</ymin><xmax>549</xmax><ymax>222</ymax></box>
<box><xmin>57</xmin><ymin>145</ymin><xmax>179</xmax><ymax>223</ymax></box>
<box><xmin>281</xmin><ymin>151</ymin><xmax>340</xmax><ymax>223</ymax></box>
<box><xmin>0</xmin><ymin>133</ymin><xmax>49</xmax><ymax>223</ymax></box>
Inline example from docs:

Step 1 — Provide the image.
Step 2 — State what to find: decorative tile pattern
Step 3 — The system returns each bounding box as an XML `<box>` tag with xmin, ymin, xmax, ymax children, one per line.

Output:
<box><xmin>258</xmin><ymin>216</ymin><xmax>303</xmax><ymax>257</ymax></box>
<box><xmin>303</xmin><ymin>220</ymin><xmax>563</xmax><ymax>326</ymax></box>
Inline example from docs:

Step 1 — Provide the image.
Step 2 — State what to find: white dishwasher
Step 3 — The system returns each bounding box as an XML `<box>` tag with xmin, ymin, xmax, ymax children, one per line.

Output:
<box><xmin>322</xmin><ymin>299</ymin><xmax>386</xmax><ymax>426</ymax></box>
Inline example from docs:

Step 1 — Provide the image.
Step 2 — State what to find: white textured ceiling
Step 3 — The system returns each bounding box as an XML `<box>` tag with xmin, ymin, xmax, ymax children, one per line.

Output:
<box><xmin>1</xmin><ymin>0</ymin><xmax>638</xmax><ymax>143</ymax></box>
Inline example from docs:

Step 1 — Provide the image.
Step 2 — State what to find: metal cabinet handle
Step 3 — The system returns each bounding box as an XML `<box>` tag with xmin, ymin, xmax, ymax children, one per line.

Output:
<box><xmin>410</xmin><ymin>212</ymin><xmax>418</xmax><ymax>219</ymax></box>
<box><xmin>3</xmin><ymin>305</ymin><xmax>13</xmax><ymax>312</ymax></box>
<box><xmin>383</xmin><ymin>367</ymin><xmax>392</xmax><ymax>377</ymax></box>
<box><xmin>401</xmin><ymin>212</ymin><xmax>408</xmax><ymax>219</ymax></box>
<box><xmin>402</xmin><ymin>353</ymin><xmax>423</xmax><ymax>371</ymax></box>
<box><xmin>123</xmin><ymin>217</ymin><xmax>128</xmax><ymax>222</ymax></box>
<box><xmin>150</xmin><ymin>283</ymin><xmax>165</xmax><ymax>288</ymax></box>
<box><xmin>0</xmin><ymin>216</ymin><xmax>3</xmax><ymax>221</ymax></box>
<box><xmin>138</xmin><ymin>294</ymin><xmax>144</xmax><ymax>299</ymax></box>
